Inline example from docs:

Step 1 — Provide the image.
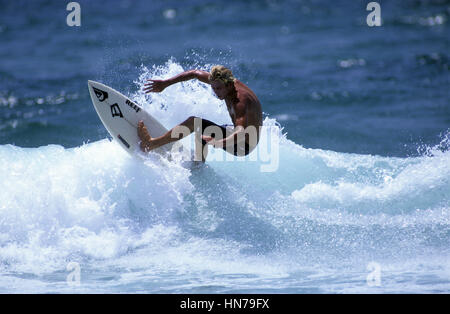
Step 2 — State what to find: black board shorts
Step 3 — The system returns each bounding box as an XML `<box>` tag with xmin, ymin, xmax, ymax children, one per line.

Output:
<box><xmin>198</xmin><ymin>118</ymin><xmax>250</xmax><ymax>156</ymax></box>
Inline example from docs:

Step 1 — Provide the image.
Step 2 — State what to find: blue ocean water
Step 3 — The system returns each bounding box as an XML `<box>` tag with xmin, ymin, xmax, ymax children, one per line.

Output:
<box><xmin>0</xmin><ymin>0</ymin><xmax>449</xmax><ymax>293</ymax></box>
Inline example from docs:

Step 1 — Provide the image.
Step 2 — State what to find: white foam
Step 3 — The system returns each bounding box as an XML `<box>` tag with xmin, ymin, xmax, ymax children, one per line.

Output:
<box><xmin>0</xmin><ymin>60</ymin><xmax>449</xmax><ymax>293</ymax></box>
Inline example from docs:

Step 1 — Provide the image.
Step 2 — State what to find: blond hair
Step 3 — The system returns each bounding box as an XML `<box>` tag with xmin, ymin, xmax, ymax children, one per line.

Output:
<box><xmin>209</xmin><ymin>65</ymin><xmax>235</xmax><ymax>85</ymax></box>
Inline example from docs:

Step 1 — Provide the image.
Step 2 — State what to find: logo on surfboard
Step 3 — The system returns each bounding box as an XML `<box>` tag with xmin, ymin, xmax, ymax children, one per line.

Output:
<box><xmin>93</xmin><ymin>87</ymin><xmax>109</xmax><ymax>102</ymax></box>
<box><xmin>125</xmin><ymin>99</ymin><xmax>141</xmax><ymax>113</ymax></box>
<box><xmin>110</xmin><ymin>103</ymin><xmax>123</xmax><ymax>118</ymax></box>
<box><xmin>117</xmin><ymin>134</ymin><xmax>130</xmax><ymax>148</ymax></box>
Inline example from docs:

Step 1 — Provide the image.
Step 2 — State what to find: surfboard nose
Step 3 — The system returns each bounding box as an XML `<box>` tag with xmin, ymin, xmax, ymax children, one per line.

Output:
<box><xmin>88</xmin><ymin>80</ymin><xmax>110</xmax><ymax>91</ymax></box>
<box><xmin>87</xmin><ymin>80</ymin><xmax>97</xmax><ymax>87</ymax></box>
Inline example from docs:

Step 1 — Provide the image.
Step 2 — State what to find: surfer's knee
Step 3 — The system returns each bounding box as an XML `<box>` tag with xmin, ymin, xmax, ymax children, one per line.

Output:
<box><xmin>186</xmin><ymin>116</ymin><xmax>197</xmax><ymax>123</ymax></box>
<box><xmin>182</xmin><ymin>116</ymin><xmax>196</xmax><ymax>129</ymax></box>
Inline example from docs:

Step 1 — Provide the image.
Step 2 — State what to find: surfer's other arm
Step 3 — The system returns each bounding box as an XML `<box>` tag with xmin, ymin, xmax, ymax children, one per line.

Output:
<box><xmin>143</xmin><ymin>70</ymin><xmax>210</xmax><ymax>93</ymax></box>
<box><xmin>209</xmin><ymin>100</ymin><xmax>248</xmax><ymax>149</ymax></box>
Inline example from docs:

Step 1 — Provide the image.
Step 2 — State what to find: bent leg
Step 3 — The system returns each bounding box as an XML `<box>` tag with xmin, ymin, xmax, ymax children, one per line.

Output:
<box><xmin>138</xmin><ymin>116</ymin><xmax>197</xmax><ymax>152</ymax></box>
<box><xmin>138</xmin><ymin>117</ymin><xmax>228</xmax><ymax>163</ymax></box>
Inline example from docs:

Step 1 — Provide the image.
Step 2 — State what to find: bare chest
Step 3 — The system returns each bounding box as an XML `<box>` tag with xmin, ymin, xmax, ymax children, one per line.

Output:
<box><xmin>225</xmin><ymin>100</ymin><xmax>236</xmax><ymax>121</ymax></box>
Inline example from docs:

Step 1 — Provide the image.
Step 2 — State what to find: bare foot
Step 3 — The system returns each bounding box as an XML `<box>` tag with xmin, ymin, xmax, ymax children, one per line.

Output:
<box><xmin>137</xmin><ymin>121</ymin><xmax>154</xmax><ymax>152</ymax></box>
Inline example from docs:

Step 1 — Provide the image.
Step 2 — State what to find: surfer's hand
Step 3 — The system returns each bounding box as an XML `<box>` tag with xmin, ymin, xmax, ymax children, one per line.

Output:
<box><xmin>143</xmin><ymin>79</ymin><xmax>168</xmax><ymax>93</ymax></box>
<box><xmin>202</xmin><ymin>135</ymin><xmax>215</xmax><ymax>145</ymax></box>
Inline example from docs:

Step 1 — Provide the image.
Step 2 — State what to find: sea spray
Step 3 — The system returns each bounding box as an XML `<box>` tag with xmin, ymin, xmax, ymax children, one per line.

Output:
<box><xmin>0</xmin><ymin>61</ymin><xmax>449</xmax><ymax>293</ymax></box>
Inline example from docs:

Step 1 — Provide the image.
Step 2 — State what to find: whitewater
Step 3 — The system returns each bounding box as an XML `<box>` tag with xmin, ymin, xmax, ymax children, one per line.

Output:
<box><xmin>0</xmin><ymin>61</ymin><xmax>449</xmax><ymax>293</ymax></box>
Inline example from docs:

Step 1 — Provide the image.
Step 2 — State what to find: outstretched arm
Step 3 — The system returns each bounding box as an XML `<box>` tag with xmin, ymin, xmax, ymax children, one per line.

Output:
<box><xmin>143</xmin><ymin>70</ymin><xmax>210</xmax><ymax>93</ymax></box>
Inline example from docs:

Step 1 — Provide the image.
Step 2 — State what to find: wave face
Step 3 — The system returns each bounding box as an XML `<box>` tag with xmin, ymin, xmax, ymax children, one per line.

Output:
<box><xmin>1</xmin><ymin>61</ymin><xmax>449</xmax><ymax>293</ymax></box>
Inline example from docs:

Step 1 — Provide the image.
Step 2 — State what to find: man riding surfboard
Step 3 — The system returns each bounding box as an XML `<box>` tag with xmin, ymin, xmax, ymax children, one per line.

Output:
<box><xmin>137</xmin><ymin>65</ymin><xmax>262</xmax><ymax>161</ymax></box>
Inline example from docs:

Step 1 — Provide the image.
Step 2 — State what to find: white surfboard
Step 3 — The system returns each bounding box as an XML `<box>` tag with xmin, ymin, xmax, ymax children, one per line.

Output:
<box><xmin>87</xmin><ymin>80</ymin><xmax>175</xmax><ymax>156</ymax></box>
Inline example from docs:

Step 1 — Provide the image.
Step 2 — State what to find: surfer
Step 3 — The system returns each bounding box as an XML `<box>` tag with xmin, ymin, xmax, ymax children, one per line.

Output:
<box><xmin>137</xmin><ymin>65</ymin><xmax>262</xmax><ymax>161</ymax></box>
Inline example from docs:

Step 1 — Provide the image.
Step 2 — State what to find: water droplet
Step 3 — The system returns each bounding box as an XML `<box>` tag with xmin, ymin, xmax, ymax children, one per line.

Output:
<box><xmin>163</xmin><ymin>9</ymin><xmax>176</xmax><ymax>20</ymax></box>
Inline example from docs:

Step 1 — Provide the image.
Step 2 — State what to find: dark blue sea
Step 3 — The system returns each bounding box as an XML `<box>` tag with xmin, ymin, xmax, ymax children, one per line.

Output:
<box><xmin>0</xmin><ymin>0</ymin><xmax>449</xmax><ymax>293</ymax></box>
